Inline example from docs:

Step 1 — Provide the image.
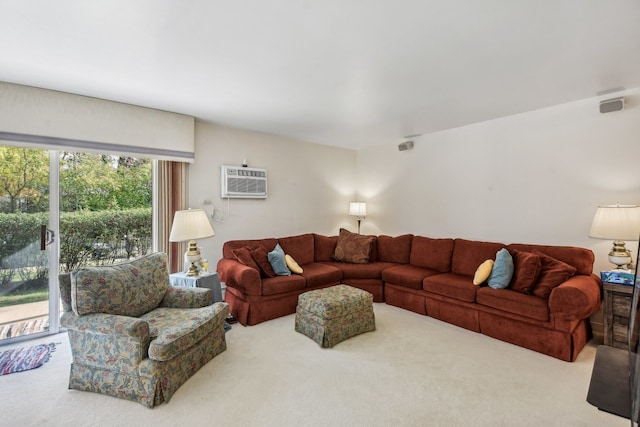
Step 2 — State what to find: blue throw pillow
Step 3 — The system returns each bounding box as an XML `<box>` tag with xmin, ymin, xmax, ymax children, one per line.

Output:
<box><xmin>268</xmin><ymin>244</ymin><xmax>291</xmax><ymax>276</ymax></box>
<box><xmin>487</xmin><ymin>248</ymin><xmax>514</xmax><ymax>289</ymax></box>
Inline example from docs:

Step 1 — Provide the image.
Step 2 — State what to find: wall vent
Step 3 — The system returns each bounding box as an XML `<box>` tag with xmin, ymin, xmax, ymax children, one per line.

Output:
<box><xmin>221</xmin><ymin>165</ymin><xmax>268</xmax><ymax>199</ymax></box>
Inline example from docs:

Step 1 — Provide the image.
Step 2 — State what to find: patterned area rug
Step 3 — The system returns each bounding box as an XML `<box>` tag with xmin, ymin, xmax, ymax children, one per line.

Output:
<box><xmin>0</xmin><ymin>342</ymin><xmax>57</xmax><ymax>375</ymax></box>
<box><xmin>0</xmin><ymin>317</ymin><xmax>49</xmax><ymax>340</ymax></box>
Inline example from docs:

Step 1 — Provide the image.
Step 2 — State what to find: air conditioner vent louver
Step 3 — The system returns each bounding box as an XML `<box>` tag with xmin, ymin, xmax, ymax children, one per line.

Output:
<box><xmin>221</xmin><ymin>165</ymin><xmax>268</xmax><ymax>198</ymax></box>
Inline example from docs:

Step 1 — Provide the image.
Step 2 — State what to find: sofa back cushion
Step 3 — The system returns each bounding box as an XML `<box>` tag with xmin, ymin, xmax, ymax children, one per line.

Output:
<box><xmin>71</xmin><ymin>252</ymin><xmax>170</xmax><ymax>317</ymax></box>
<box><xmin>377</xmin><ymin>234</ymin><xmax>413</xmax><ymax>264</ymax></box>
<box><xmin>410</xmin><ymin>236</ymin><xmax>455</xmax><ymax>273</ymax></box>
<box><xmin>451</xmin><ymin>239</ymin><xmax>506</xmax><ymax>276</ymax></box>
<box><xmin>507</xmin><ymin>243</ymin><xmax>594</xmax><ymax>276</ymax></box>
<box><xmin>314</xmin><ymin>234</ymin><xmax>338</xmax><ymax>262</ymax></box>
<box><xmin>278</xmin><ymin>234</ymin><xmax>315</xmax><ymax>265</ymax></box>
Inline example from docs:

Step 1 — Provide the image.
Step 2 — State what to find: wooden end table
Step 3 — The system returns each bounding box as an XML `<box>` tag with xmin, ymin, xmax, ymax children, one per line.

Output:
<box><xmin>603</xmin><ymin>282</ymin><xmax>633</xmax><ymax>350</ymax></box>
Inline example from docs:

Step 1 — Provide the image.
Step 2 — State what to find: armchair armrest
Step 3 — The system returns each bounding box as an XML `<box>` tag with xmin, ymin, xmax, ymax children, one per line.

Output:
<box><xmin>160</xmin><ymin>286</ymin><xmax>212</xmax><ymax>308</ymax></box>
<box><xmin>549</xmin><ymin>274</ymin><xmax>602</xmax><ymax>320</ymax></box>
<box><xmin>63</xmin><ymin>313</ymin><xmax>150</xmax><ymax>371</ymax></box>
<box><xmin>217</xmin><ymin>258</ymin><xmax>262</xmax><ymax>295</ymax></box>
<box><xmin>62</xmin><ymin>312</ymin><xmax>149</xmax><ymax>337</ymax></box>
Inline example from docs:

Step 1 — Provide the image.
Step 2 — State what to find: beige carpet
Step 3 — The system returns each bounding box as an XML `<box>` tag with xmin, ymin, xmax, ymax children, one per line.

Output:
<box><xmin>0</xmin><ymin>303</ymin><xmax>627</xmax><ymax>427</ymax></box>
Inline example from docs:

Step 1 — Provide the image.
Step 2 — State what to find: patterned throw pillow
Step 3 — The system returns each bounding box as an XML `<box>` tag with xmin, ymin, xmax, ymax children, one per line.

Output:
<box><xmin>332</xmin><ymin>228</ymin><xmax>375</xmax><ymax>264</ymax></box>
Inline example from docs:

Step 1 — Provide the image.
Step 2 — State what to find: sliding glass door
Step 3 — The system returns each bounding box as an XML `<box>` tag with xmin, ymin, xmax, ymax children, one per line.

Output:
<box><xmin>0</xmin><ymin>146</ymin><xmax>154</xmax><ymax>344</ymax></box>
<box><xmin>0</xmin><ymin>147</ymin><xmax>57</xmax><ymax>342</ymax></box>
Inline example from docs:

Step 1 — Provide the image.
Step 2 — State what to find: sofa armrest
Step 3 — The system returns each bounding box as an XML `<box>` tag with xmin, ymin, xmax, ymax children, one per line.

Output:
<box><xmin>217</xmin><ymin>258</ymin><xmax>262</xmax><ymax>295</ymax></box>
<box><xmin>160</xmin><ymin>286</ymin><xmax>212</xmax><ymax>308</ymax></box>
<box><xmin>63</xmin><ymin>313</ymin><xmax>150</xmax><ymax>371</ymax></box>
<box><xmin>549</xmin><ymin>274</ymin><xmax>602</xmax><ymax>320</ymax></box>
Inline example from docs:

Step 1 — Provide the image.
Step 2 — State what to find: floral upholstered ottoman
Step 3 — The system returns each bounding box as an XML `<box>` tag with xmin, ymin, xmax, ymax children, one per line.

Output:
<box><xmin>295</xmin><ymin>284</ymin><xmax>375</xmax><ymax>348</ymax></box>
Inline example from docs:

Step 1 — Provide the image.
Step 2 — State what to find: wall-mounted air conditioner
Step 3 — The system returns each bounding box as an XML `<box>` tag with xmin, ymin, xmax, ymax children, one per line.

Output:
<box><xmin>221</xmin><ymin>165</ymin><xmax>268</xmax><ymax>199</ymax></box>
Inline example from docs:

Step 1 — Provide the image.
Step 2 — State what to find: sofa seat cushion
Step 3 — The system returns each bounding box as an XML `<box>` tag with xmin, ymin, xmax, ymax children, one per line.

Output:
<box><xmin>476</xmin><ymin>287</ymin><xmax>549</xmax><ymax>321</ymax></box>
<box><xmin>300</xmin><ymin>263</ymin><xmax>342</xmax><ymax>288</ymax></box>
<box><xmin>324</xmin><ymin>261</ymin><xmax>398</xmax><ymax>280</ymax></box>
<box><xmin>382</xmin><ymin>265</ymin><xmax>441</xmax><ymax>290</ymax></box>
<box><xmin>140</xmin><ymin>303</ymin><xmax>226</xmax><ymax>362</ymax></box>
<box><xmin>261</xmin><ymin>275</ymin><xmax>306</xmax><ymax>296</ymax></box>
<box><xmin>423</xmin><ymin>273</ymin><xmax>477</xmax><ymax>303</ymax></box>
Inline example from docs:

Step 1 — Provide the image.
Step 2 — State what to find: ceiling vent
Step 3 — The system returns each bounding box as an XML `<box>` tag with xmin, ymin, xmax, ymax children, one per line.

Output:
<box><xmin>221</xmin><ymin>165</ymin><xmax>268</xmax><ymax>199</ymax></box>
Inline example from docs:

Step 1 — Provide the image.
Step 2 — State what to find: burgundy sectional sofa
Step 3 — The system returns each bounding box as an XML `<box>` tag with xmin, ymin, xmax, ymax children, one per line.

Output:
<box><xmin>216</xmin><ymin>232</ymin><xmax>602</xmax><ymax>362</ymax></box>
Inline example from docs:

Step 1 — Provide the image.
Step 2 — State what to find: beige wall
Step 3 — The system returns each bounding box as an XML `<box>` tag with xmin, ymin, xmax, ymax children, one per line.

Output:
<box><xmin>189</xmin><ymin>122</ymin><xmax>357</xmax><ymax>264</ymax></box>
<box><xmin>190</xmin><ymin>89</ymin><xmax>640</xmax><ymax>274</ymax></box>
<box><xmin>356</xmin><ymin>88</ymin><xmax>640</xmax><ymax>273</ymax></box>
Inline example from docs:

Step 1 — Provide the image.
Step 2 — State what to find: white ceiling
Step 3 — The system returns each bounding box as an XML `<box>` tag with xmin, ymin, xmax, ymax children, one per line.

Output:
<box><xmin>1</xmin><ymin>1</ymin><xmax>639</xmax><ymax>150</ymax></box>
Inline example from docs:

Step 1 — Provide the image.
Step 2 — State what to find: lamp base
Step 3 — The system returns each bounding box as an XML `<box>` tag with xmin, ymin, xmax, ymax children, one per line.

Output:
<box><xmin>608</xmin><ymin>240</ymin><xmax>632</xmax><ymax>269</ymax></box>
<box><xmin>185</xmin><ymin>240</ymin><xmax>202</xmax><ymax>277</ymax></box>
<box><xmin>186</xmin><ymin>262</ymin><xmax>200</xmax><ymax>276</ymax></box>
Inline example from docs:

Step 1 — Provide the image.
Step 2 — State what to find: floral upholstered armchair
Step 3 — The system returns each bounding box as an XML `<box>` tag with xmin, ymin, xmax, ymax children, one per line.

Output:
<box><xmin>59</xmin><ymin>252</ymin><xmax>228</xmax><ymax>408</ymax></box>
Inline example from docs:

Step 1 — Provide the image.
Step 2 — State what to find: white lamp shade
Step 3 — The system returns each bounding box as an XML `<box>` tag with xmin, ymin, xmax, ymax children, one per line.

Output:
<box><xmin>169</xmin><ymin>209</ymin><xmax>215</xmax><ymax>242</ymax></box>
<box><xmin>349</xmin><ymin>202</ymin><xmax>367</xmax><ymax>217</ymax></box>
<box><xmin>589</xmin><ymin>204</ymin><xmax>640</xmax><ymax>240</ymax></box>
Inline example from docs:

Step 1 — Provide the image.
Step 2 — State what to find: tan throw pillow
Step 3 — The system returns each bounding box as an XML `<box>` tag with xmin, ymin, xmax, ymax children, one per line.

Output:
<box><xmin>332</xmin><ymin>228</ymin><xmax>374</xmax><ymax>264</ymax></box>
<box><xmin>473</xmin><ymin>259</ymin><xmax>494</xmax><ymax>285</ymax></box>
<box><xmin>285</xmin><ymin>254</ymin><xmax>303</xmax><ymax>274</ymax></box>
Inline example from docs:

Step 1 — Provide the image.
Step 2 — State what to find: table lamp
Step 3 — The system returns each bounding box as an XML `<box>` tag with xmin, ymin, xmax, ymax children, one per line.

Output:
<box><xmin>589</xmin><ymin>204</ymin><xmax>640</xmax><ymax>269</ymax></box>
<box><xmin>349</xmin><ymin>202</ymin><xmax>367</xmax><ymax>234</ymax></box>
<box><xmin>169</xmin><ymin>209</ymin><xmax>215</xmax><ymax>276</ymax></box>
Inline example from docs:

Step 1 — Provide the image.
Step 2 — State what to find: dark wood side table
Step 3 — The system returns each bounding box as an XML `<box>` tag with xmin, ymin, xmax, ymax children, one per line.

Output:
<box><xmin>603</xmin><ymin>282</ymin><xmax>634</xmax><ymax>349</ymax></box>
